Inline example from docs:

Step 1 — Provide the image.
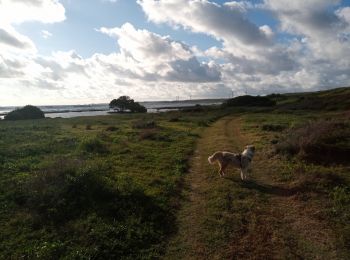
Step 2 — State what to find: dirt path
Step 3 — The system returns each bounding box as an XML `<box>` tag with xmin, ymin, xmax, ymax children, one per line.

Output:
<box><xmin>164</xmin><ymin>115</ymin><xmax>339</xmax><ymax>259</ymax></box>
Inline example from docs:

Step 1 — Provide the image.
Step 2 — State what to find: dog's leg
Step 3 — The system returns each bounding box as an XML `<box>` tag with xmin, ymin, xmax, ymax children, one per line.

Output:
<box><xmin>221</xmin><ymin>162</ymin><xmax>228</xmax><ymax>177</ymax></box>
<box><xmin>218</xmin><ymin>163</ymin><xmax>224</xmax><ymax>177</ymax></box>
<box><xmin>240</xmin><ymin>169</ymin><xmax>244</xmax><ymax>180</ymax></box>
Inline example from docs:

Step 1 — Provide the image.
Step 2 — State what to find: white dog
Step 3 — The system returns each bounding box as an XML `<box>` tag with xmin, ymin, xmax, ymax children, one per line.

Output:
<box><xmin>208</xmin><ymin>145</ymin><xmax>255</xmax><ymax>180</ymax></box>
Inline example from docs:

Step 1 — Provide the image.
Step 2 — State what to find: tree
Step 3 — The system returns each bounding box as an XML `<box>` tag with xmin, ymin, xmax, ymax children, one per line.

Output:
<box><xmin>109</xmin><ymin>96</ymin><xmax>147</xmax><ymax>113</ymax></box>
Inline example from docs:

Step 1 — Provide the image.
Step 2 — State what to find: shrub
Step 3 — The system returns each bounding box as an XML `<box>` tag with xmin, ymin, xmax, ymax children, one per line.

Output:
<box><xmin>169</xmin><ymin>117</ymin><xmax>180</xmax><ymax>122</ymax></box>
<box><xmin>24</xmin><ymin>158</ymin><xmax>114</xmax><ymax>223</ymax></box>
<box><xmin>132</xmin><ymin>120</ymin><xmax>157</xmax><ymax>129</ymax></box>
<box><xmin>139</xmin><ymin>129</ymin><xmax>158</xmax><ymax>140</ymax></box>
<box><xmin>275</xmin><ymin>120</ymin><xmax>350</xmax><ymax>164</ymax></box>
<box><xmin>222</xmin><ymin>95</ymin><xmax>276</xmax><ymax>107</ymax></box>
<box><xmin>109</xmin><ymin>96</ymin><xmax>147</xmax><ymax>113</ymax></box>
<box><xmin>261</xmin><ymin>124</ymin><xmax>287</xmax><ymax>132</ymax></box>
<box><xmin>183</xmin><ymin>104</ymin><xmax>204</xmax><ymax>112</ymax></box>
<box><xmin>139</xmin><ymin>129</ymin><xmax>171</xmax><ymax>141</ymax></box>
<box><xmin>19</xmin><ymin>158</ymin><xmax>171</xmax><ymax>258</ymax></box>
<box><xmin>85</xmin><ymin>124</ymin><xmax>92</xmax><ymax>130</ymax></box>
<box><xmin>79</xmin><ymin>136</ymin><xmax>107</xmax><ymax>153</ymax></box>
<box><xmin>4</xmin><ymin>105</ymin><xmax>45</xmax><ymax>120</ymax></box>
<box><xmin>105</xmin><ymin>126</ymin><xmax>118</xmax><ymax>131</ymax></box>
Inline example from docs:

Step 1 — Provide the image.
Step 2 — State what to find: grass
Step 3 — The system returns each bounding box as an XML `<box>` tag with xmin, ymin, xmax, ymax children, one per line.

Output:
<box><xmin>239</xmin><ymin>109</ymin><xmax>350</xmax><ymax>258</ymax></box>
<box><xmin>0</xmin><ymin>109</ymin><xmax>226</xmax><ymax>259</ymax></box>
<box><xmin>1</xmin><ymin>86</ymin><xmax>350</xmax><ymax>259</ymax></box>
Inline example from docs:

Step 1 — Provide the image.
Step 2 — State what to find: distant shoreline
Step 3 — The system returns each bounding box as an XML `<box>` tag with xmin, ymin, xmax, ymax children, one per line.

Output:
<box><xmin>0</xmin><ymin>99</ymin><xmax>225</xmax><ymax>119</ymax></box>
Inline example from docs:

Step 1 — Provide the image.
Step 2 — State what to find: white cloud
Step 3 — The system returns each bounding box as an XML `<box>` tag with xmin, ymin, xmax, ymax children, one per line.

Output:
<box><xmin>0</xmin><ymin>25</ymin><xmax>36</xmax><ymax>52</ymax></box>
<box><xmin>98</xmin><ymin>23</ymin><xmax>221</xmax><ymax>82</ymax></box>
<box><xmin>0</xmin><ymin>0</ymin><xmax>65</xmax><ymax>25</ymax></box>
<box><xmin>41</xmin><ymin>30</ymin><xmax>53</xmax><ymax>39</ymax></box>
<box><xmin>1</xmin><ymin>0</ymin><xmax>350</xmax><ymax>105</ymax></box>
<box><xmin>137</xmin><ymin>0</ymin><xmax>273</xmax><ymax>58</ymax></box>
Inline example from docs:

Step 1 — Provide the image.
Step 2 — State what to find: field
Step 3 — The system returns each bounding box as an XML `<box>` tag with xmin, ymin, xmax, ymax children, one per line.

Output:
<box><xmin>0</xmin><ymin>109</ymin><xmax>224</xmax><ymax>258</ymax></box>
<box><xmin>1</xmin><ymin>87</ymin><xmax>350</xmax><ymax>259</ymax></box>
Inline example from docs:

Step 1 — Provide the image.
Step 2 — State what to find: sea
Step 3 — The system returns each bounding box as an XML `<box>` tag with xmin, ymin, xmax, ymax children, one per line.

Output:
<box><xmin>0</xmin><ymin>99</ymin><xmax>225</xmax><ymax>119</ymax></box>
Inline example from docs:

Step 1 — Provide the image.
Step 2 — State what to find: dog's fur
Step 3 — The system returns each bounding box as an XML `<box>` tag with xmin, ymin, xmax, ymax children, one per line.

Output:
<box><xmin>208</xmin><ymin>145</ymin><xmax>255</xmax><ymax>180</ymax></box>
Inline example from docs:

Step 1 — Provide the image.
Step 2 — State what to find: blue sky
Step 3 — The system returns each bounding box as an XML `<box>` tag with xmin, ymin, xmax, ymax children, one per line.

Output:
<box><xmin>1</xmin><ymin>0</ymin><xmax>350</xmax><ymax>105</ymax></box>
<box><xmin>14</xmin><ymin>0</ymin><xmax>276</xmax><ymax>57</ymax></box>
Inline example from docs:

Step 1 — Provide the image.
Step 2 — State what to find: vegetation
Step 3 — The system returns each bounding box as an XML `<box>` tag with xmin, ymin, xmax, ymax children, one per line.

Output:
<box><xmin>0</xmin><ymin>109</ymin><xmax>225</xmax><ymax>259</ymax></box>
<box><xmin>222</xmin><ymin>95</ymin><xmax>276</xmax><ymax>107</ymax></box>
<box><xmin>165</xmin><ymin>87</ymin><xmax>350</xmax><ymax>258</ymax></box>
<box><xmin>1</xmin><ymin>87</ymin><xmax>350</xmax><ymax>259</ymax></box>
<box><xmin>4</xmin><ymin>105</ymin><xmax>45</xmax><ymax>121</ymax></box>
<box><xmin>109</xmin><ymin>96</ymin><xmax>147</xmax><ymax>113</ymax></box>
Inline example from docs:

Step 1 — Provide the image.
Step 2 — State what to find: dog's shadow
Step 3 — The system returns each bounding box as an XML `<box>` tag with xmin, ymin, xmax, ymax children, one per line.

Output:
<box><xmin>223</xmin><ymin>176</ymin><xmax>298</xmax><ymax>197</ymax></box>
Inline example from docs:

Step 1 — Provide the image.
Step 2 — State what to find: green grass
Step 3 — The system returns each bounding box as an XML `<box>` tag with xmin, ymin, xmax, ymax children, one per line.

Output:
<box><xmin>1</xmin><ymin>86</ymin><xmax>350</xmax><ymax>259</ymax></box>
<box><xmin>0</xmin><ymin>110</ymin><xmax>225</xmax><ymax>259</ymax></box>
<box><xmin>240</xmin><ymin>109</ymin><xmax>350</xmax><ymax>257</ymax></box>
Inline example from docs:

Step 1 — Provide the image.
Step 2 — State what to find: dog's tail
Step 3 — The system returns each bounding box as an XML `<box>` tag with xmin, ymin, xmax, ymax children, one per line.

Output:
<box><xmin>208</xmin><ymin>152</ymin><xmax>220</xmax><ymax>164</ymax></box>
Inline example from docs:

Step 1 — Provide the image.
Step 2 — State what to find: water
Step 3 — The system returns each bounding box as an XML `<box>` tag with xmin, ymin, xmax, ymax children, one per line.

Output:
<box><xmin>0</xmin><ymin>99</ymin><xmax>224</xmax><ymax>119</ymax></box>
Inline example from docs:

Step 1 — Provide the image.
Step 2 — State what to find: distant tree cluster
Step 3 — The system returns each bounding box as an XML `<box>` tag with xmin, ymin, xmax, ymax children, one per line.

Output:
<box><xmin>4</xmin><ymin>105</ymin><xmax>45</xmax><ymax>120</ymax></box>
<box><xmin>222</xmin><ymin>95</ymin><xmax>276</xmax><ymax>107</ymax></box>
<box><xmin>109</xmin><ymin>96</ymin><xmax>147</xmax><ymax>113</ymax></box>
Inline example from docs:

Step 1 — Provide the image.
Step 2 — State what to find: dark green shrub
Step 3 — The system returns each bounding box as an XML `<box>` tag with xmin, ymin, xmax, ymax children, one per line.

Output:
<box><xmin>276</xmin><ymin>120</ymin><xmax>350</xmax><ymax>164</ymax></box>
<box><xmin>79</xmin><ymin>136</ymin><xmax>107</xmax><ymax>153</ymax></box>
<box><xmin>109</xmin><ymin>96</ymin><xmax>147</xmax><ymax>113</ymax></box>
<box><xmin>169</xmin><ymin>117</ymin><xmax>180</xmax><ymax>122</ymax></box>
<box><xmin>222</xmin><ymin>95</ymin><xmax>276</xmax><ymax>107</ymax></box>
<box><xmin>4</xmin><ymin>105</ymin><xmax>45</xmax><ymax>120</ymax></box>
<box><xmin>183</xmin><ymin>104</ymin><xmax>204</xmax><ymax>112</ymax></box>
<box><xmin>19</xmin><ymin>158</ymin><xmax>171</xmax><ymax>258</ymax></box>
<box><xmin>132</xmin><ymin>120</ymin><xmax>157</xmax><ymax>129</ymax></box>
<box><xmin>262</xmin><ymin>124</ymin><xmax>287</xmax><ymax>132</ymax></box>
<box><xmin>105</xmin><ymin>126</ymin><xmax>118</xmax><ymax>131</ymax></box>
<box><xmin>139</xmin><ymin>129</ymin><xmax>171</xmax><ymax>141</ymax></box>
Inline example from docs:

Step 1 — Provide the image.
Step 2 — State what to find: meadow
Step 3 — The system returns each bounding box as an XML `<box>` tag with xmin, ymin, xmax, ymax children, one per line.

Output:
<box><xmin>0</xmin><ymin>108</ymin><xmax>225</xmax><ymax>258</ymax></box>
<box><xmin>0</xmin><ymin>87</ymin><xmax>350</xmax><ymax>259</ymax></box>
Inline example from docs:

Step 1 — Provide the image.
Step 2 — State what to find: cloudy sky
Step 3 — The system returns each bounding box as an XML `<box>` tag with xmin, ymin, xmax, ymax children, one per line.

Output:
<box><xmin>1</xmin><ymin>0</ymin><xmax>350</xmax><ymax>105</ymax></box>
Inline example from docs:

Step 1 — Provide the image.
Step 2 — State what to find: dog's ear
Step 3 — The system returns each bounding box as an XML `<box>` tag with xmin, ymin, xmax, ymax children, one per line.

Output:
<box><xmin>246</xmin><ymin>145</ymin><xmax>255</xmax><ymax>151</ymax></box>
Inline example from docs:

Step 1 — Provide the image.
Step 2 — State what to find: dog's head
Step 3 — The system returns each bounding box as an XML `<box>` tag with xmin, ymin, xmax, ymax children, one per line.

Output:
<box><xmin>245</xmin><ymin>145</ymin><xmax>255</xmax><ymax>152</ymax></box>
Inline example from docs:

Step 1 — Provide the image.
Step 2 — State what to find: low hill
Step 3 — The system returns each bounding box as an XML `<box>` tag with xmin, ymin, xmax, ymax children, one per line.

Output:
<box><xmin>268</xmin><ymin>87</ymin><xmax>350</xmax><ymax>111</ymax></box>
<box><xmin>222</xmin><ymin>95</ymin><xmax>276</xmax><ymax>107</ymax></box>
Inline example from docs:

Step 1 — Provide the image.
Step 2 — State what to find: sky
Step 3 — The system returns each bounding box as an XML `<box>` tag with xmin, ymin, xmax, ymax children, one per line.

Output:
<box><xmin>1</xmin><ymin>0</ymin><xmax>350</xmax><ymax>105</ymax></box>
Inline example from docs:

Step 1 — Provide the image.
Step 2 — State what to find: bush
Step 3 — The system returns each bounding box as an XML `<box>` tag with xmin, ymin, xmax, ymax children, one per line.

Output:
<box><xmin>109</xmin><ymin>96</ymin><xmax>147</xmax><ymax>113</ymax></box>
<box><xmin>105</xmin><ymin>126</ymin><xmax>118</xmax><ymax>131</ymax></box>
<box><xmin>79</xmin><ymin>136</ymin><xmax>107</xmax><ymax>153</ymax></box>
<box><xmin>183</xmin><ymin>104</ymin><xmax>204</xmax><ymax>112</ymax></box>
<box><xmin>222</xmin><ymin>95</ymin><xmax>276</xmax><ymax>107</ymax></box>
<box><xmin>19</xmin><ymin>158</ymin><xmax>171</xmax><ymax>258</ymax></box>
<box><xmin>24</xmin><ymin>158</ymin><xmax>114</xmax><ymax>223</ymax></box>
<box><xmin>261</xmin><ymin>124</ymin><xmax>287</xmax><ymax>132</ymax></box>
<box><xmin>139</xmin><ymin>129</ymin><xmax>158</xmax><ymax>140</ymax></box>
<box><xmin>139</xmin><ymin>129</ymin><xmax>171</xmax><ymax>141</ymax></box>
<box><xmin>275</xmin><ymin>120</ymin><xmax>350</xmax><ymax>164</ymax></box>
<box><xmin>132</xmin><ymin>120</ymin><xmax>157</xmax><ymax>129</ymax></box>
<box><xmin>169</xmin><ymin>117</ymin><xmax>180</xmax><ymax>122</ymax></box>
<box><xmin>4</xmin><ymin>105</ymin><xmax>45</xmax><ymax>120</ymax></box>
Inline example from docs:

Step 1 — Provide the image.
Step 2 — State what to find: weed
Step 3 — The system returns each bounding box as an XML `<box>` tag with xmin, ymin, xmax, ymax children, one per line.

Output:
<box><xmin>105</xmin><ymin>126</ymin><xmax>118</xmax><ymax>131</ymax></box>
<box><xmin>132</xmin><ymin>120</ymin><xmax>157</xmax><ymax>129</ymax></box>
<box><xmin>262</xmin><ymin>124</ymin><xmax>287</xmax><ymax>132</ymax></box>
<box><xmin>330</xmin><ymin>186</ymin><xmax>350</xmax><ymax>216</ymax></box>
<box><xmin>275</xmin><ymin>119</ymin><xmax>350</xmax><ymax>164</ymax></box>
<box><xmin>78</xmin><ymin>136</ymin><xmax>107</xmax><ymax>154</ymax></box>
